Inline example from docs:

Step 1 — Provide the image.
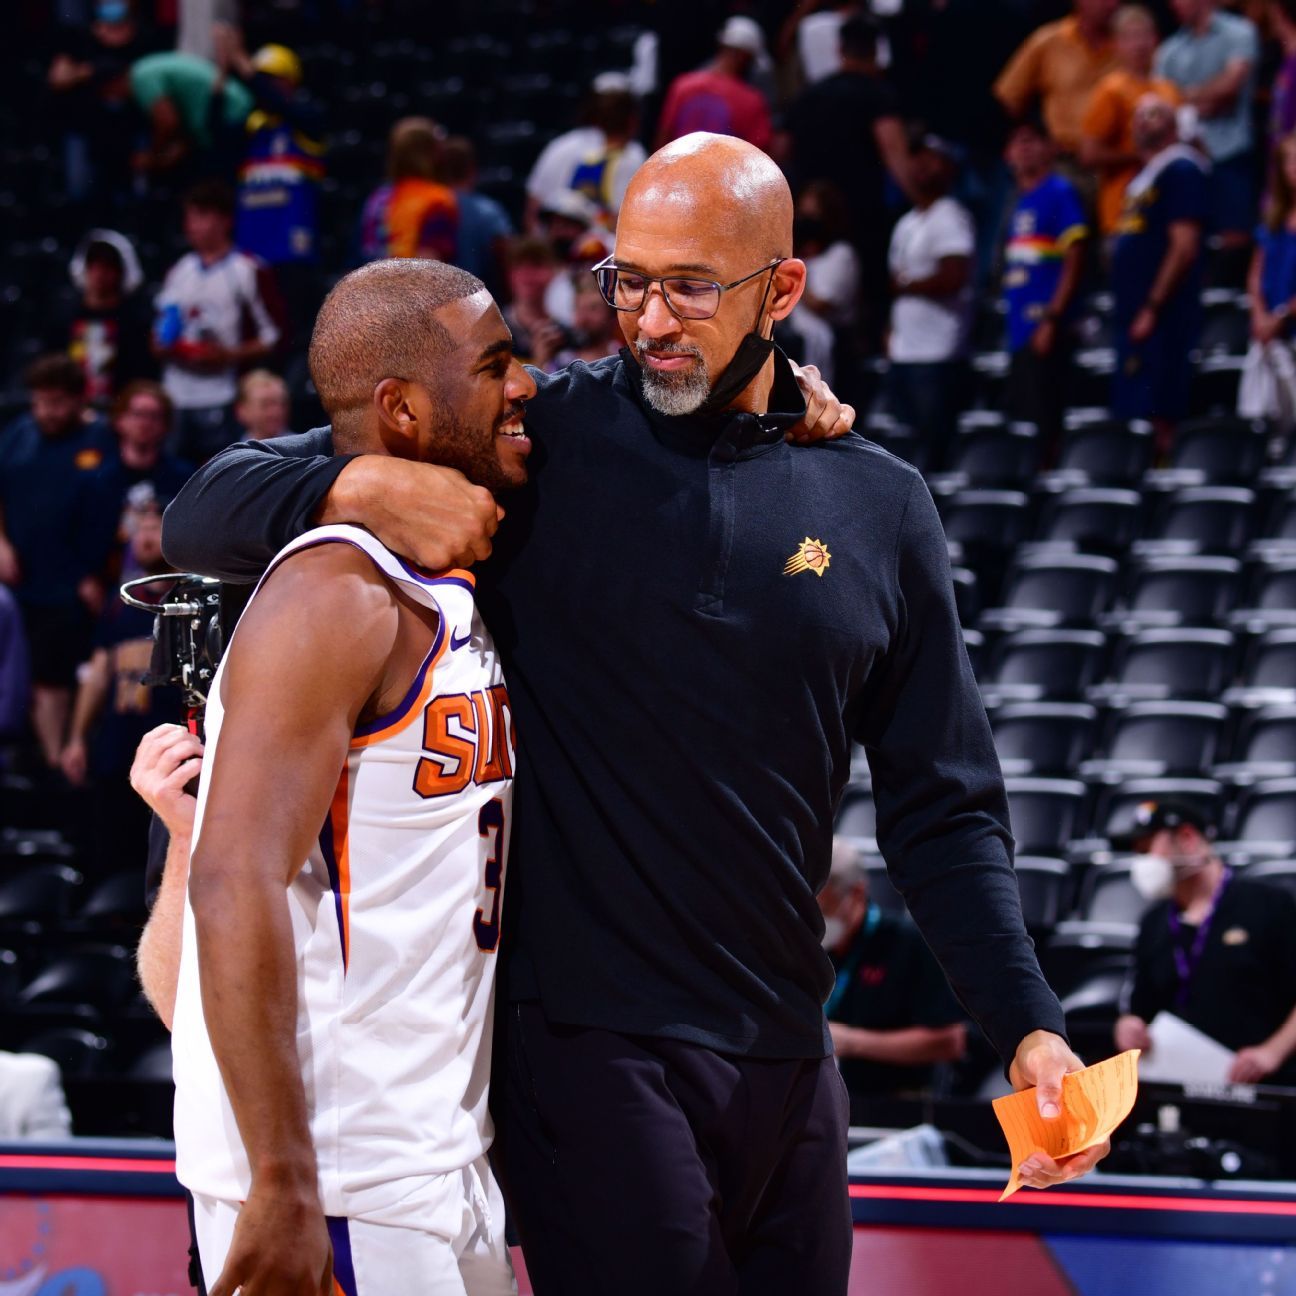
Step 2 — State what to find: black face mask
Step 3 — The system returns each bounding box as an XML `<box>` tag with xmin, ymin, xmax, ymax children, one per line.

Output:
<box><xmin>696</xmin><ymin>266</ymin><xmax>780</xmax><ymax>417</ymax></box>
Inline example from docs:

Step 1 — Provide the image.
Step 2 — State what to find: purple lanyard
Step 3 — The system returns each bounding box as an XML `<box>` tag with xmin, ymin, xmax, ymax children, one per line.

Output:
<box><xmin>1167</xmin><ymin>868</ymin><xmax>1232</xmax><ymax>1009</ymax></box>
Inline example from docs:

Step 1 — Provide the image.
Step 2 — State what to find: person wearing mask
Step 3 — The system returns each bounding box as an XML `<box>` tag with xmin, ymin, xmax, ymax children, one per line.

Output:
<box><xmin>0</xmin><ymin>356</ymin><xmax>112</xmax><ymax>767</ymax></box>
<box><xmin>1002</xmin><ymin>117</ymin><xmax>1089</xmax><ymax>455</ymax></box>
<box><xmin>994</xmin><ymin>0</ymin><xmax>1119</xmax><ymax>157</ymax></box>
<box><xmin>46</xmin><ymin>230</ymin><xmax>156</xmax><ymax>408</ymax></box>
<box><xmin>357</xmin><ymin>116</ymin><xmax>458</xmax><ymax>263</ymax></box>
<box><xmin>154</xmin><ymin>179</ymin><xmax>284</xmax><ymax>463</ymax></box>
<box><xmin>654</xmin><ymin>16</ymin><xmax>773</xmax><ymax>151</ymax></box>
<box><xmin>1080</xmin><ymin>5</ymin><xmax>1183</xmax><ymax>239</ymax></box>
<box><xmin>1155</xmin><ymin>0</ymin><xmax>1260</xmax><ymax>247</ymax></box>
<box><xmin>1110</xmin><ymin>94</ymin><xmax>1206</xmax><ymax>454</ymax></box>
<box><xmin>233</xmin><ymin>369</ymin><xmax>291</xmax><ymax>442</ymax></box>
<box><xmin>794</xmin><ymin>180</ymin><xmax>861</xmax><ymax>331</ymax></box>
<box><xmin>883</xmin><ymin>136</ymin><xmax>976</xmax><ymax>462</ymax></box>
<box><xmin>819</xmin><ymin>839</ymin><xmax>967</xmax><ymax>1109</ymax></box>
<box><xmin>525</xmin><ymin>74</ymin><xmax>646</xmax><ymax>233</ymax></box>
<box><xmin>1115</xmin><ymin>800</ymin><xmax>1296</xmax><ymax>1086</ymax></box>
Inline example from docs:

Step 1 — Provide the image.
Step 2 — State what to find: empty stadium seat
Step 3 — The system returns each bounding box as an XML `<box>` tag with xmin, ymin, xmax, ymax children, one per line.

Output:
<box><xmin>1061</xmin><ymin>966</ymin><xmax>1128</xmax><ymax>1063</ymax></box>
<box><xmin>979</xmin><ymin>629</ymin><xmax>1107</xmax><ymax>704</ymax></box>
<box><xmin>938</xmin><ymin>490</ymin><xmax>1033</xmax><ymax>568</ymax></box>
<box><xmin>980</xmin><ymin>554</ymin><xmax>1118</xmax><ymax>632</ymax></box>
<box><xmin>20</xmin><ymin>1026</ymin><xmax>111</xmax><ymax>1078</ymax></box>
<box><xmin>16</xmin><ymin>945</ymin><xmax>136</xmax><ymax>1018</ymax></box>
<box><xmin>1158</xmin><ymin>415</ymin><xmax>1269</xmax><ymax>485</ymax></box>
<box><xmin>927</xmin><ymin>418</ymin><xmax>1041</xmax><ymax>492</ymax></box>
<box><xmin>1077</xmin><ymin>861</ymin><xmax>1149</xmax><ymax>926</ymax></box>
<box><xmin>990</xmin><ymin>703</ymin><xmax>1097</xmax><ymax>776</ymax></box>
<box><xmin>1041</xmin><ymin>920</ymin><xmax>1136</xmax><ymax>998</ymax></box>
<box><xmin>1004</xmin><ymin>778</ymin><xmax>1089</xmax><ymax>854</ymax></box>
<box><xmin>126</xmin><ymin>1041</ymin><xmax>174</xmax><ymax>1082</ymax></box>
<box><xmin>1230</xmin><ymin>559</ymin><xmax>1296</xmax><ymax>632</ymax></box>
<box><xmin>1014</xmin><ymin>856</ymin><xmax>1072</xmax><ymax>936</ymax></box>
<box><xmin>1226</xmin><ymin>629</ymin><xmax>1296</xmax><ymax>705</ymax></box>
<box><xmin>836</xmin><ymin>784</ymin><xmax>877</xmax><ymax>851</ymax></box>
<box><xmin>1135</xmin><ymin>486</ymin><xmax>1256</xmax><ymax>557</ymax></box>
<box><xmin>951</xmin><ymin>566</ymin><xmax>981</xmax><ymax>625</ymax></box>
<box><xmin>1102</xmin><ymin>556</ymin><xmax>1240</xmax><ymax>630</ymax></box>
<box><xmin>75</xmin><ymin>872</ymin><xmax>148</xmax><ymax>930</ymax></box>
<box><xmin>1082</xmin><ymin>701</ymin><xmax>1228</xmax><ymax>780</ymax></box>
<box><xmin>1222</xmin><ymin>778</ymin><xmax>1296</xmax><ymax>857</ymax></box>
<box><xmin>1030</xmin><ymin>488</ymin><xmax>1143</xmax><ymax>556</ymax></box>
<box><xmin>1214</xmin><ymin>705</ymin><xmax>1296</xmax><ymax>781</ymax></box>
<box><xmin>1043</xmin><ymin>416</ymin><xmax>1155</xmax><ymax>488</ymax></box>
<box><xmin>1087</xmin><ymin>628</ymin><xmax>1235</xmax><ymax>703</ymax></box>
<box><xmin>1243</xmin><ymin>859</ymin><xmax>1296</xmax><ymax>901</ymax></box>
<box><xmin>1196</xmin><ymin>291</ymin><xmax>1251</xmax><ymax>358</ymax></box>
<box><xmin>0</xmin><ymin>864</ymin><xmax>83</xmax><ymax>929</ymax></box>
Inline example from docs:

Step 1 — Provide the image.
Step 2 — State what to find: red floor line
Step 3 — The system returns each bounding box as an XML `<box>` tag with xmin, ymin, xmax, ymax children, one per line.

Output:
<box><xmin>849</xmin><ymin>1183</ymin><xmax>1296</xmax><ymax>1215</ymax></box>
<box><xmin>0</xmin><ymin>1155</ymin><xmax>177</xmax><ymax>1174</ymax></box>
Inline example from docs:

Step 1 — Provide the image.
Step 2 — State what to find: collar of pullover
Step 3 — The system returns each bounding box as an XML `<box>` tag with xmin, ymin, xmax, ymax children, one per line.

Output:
<box><xmin>615</xmin><ymin>346</ymin><xmax>807</xmax><ymax>462</ymax></box>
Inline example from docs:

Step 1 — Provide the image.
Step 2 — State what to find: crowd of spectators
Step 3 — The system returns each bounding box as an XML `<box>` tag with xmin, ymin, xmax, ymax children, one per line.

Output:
<box><xmin>8</xmin><ymin>0</ymin><xmax>1296</xmax><ymax>1110</ymax></box>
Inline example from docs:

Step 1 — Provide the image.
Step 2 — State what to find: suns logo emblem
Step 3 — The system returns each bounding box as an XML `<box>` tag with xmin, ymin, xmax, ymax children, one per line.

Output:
<box><xmin>784</xmin><ymin>537</ymin><xmax>831</xmax><ymax>578</ymax></box>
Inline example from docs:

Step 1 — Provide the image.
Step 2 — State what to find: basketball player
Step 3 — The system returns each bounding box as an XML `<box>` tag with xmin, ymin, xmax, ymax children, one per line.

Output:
<box><xmin>169</xmin><ymin>260</ymin><xmax>532</xmax><ymax>1295</ymax></box>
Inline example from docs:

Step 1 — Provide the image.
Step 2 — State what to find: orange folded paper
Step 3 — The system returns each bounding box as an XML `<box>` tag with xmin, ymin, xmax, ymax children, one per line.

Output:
<box><xmin>992</xmin><ymin>1049</ymin><xmax>1140</xmax><ymax>1201</ymax></box>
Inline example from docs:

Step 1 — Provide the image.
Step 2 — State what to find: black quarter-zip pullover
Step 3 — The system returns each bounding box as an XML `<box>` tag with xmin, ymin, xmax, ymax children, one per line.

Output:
<box><xmin>163</xmin><ymin>351</ymin><xmax>1065</xmax><ymax>1064</ymax></box>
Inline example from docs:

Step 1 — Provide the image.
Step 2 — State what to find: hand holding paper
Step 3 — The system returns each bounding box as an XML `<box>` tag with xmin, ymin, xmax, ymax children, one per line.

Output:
<box><xmin>993</xmin><ymin>1050</ymin><xmax>1140</xmax><ymax>1200</ymax></box>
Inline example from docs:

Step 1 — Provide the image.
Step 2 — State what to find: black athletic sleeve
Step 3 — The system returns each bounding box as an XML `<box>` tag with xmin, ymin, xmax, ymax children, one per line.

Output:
<box><xmin>857</xmin><ymin>474</ymin><xmax>1068</xmax><ymax>1068</ymax></box>
<box><xmin>162</xmin><ymin>428</ymin><xmax>350</xmax><ymax>583</ymax></box>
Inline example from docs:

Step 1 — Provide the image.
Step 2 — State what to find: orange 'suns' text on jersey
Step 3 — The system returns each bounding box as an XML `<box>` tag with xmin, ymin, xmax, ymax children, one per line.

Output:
<box><xmin>415</xmin><ymin>684</ymin><xmax>516</xmax><ymax>798</ymax></box>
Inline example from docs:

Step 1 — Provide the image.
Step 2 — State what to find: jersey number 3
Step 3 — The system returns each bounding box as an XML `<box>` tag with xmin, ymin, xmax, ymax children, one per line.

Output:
<box><xmin>474</xmin><ymin>798</ymin><xmax>505</xmax><ymax>953</ymax></box>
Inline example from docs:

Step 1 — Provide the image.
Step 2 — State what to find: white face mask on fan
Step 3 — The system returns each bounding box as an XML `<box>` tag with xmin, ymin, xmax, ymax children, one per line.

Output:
<box><xmin>1129</xmin><ymin>851</ymin><xmax>1210</xmax><ymax>902</ymax></box>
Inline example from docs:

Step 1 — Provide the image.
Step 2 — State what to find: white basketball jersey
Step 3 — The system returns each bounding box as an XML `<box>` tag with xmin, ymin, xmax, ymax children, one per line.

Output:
<box><xmin>172</xmin><ymin>525</ymin><xmax>515</xmax><ymax>1217</ymax></box>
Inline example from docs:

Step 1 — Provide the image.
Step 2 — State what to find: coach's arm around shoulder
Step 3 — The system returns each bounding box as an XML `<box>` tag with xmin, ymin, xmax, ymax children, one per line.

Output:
<box><xmin>187</xmin><ymin>544</ymin><xmax>402</xmax><ymax>1296</ymax></box>
<box><xmin>162</xmin><ymin>429</ymin><xmax>503</xmax><ymax>581</ymax></box>
<box><xmin>858</xmin><ymin>473</ymin><xmax>1107</xmax><ymax>1192</ymax></box>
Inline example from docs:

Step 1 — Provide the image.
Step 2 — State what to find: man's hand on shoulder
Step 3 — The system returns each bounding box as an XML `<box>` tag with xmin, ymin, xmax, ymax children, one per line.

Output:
<box><xmin>1008</xmin><ymin>1029</ymin><xmax>1111</xmax><ymax>1190</ymax></box>
<box><xmin>787</xmin><ymin>363</ymin><xmax>855</xmax><ymax>445</ymax></box>
<box><xmin>323</xmin><ymin>457</ymin><xmax>503</xmax><ymax>571</ymax></box>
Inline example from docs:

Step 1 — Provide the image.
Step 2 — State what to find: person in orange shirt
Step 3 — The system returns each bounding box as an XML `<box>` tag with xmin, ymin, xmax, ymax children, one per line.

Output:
<box><xmin>1080</xmin><ymin>5</ymin><xmax>1183</xmax><ymax>236</ymax></box>
<box><xmin>995</xmin><ymin>0</ymin><xmax>1119</xmax><ymax>155</ymax></box>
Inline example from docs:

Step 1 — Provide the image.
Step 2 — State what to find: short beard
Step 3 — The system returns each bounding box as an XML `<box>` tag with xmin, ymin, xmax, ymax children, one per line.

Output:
<box><xmin>635</xmin><ymin>339</ymin><xmax>711</xmax><ymax>416</ymax></box>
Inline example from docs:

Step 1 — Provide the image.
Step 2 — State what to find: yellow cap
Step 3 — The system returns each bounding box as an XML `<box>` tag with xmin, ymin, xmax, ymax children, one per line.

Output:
<box><xmin>251</xmin><ymin>43</ymin><xmax>302</xmax><ymax>85</ymax></box>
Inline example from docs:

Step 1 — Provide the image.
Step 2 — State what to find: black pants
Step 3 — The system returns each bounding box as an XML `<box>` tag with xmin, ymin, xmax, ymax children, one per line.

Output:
<box><xmin>492</xmin><ymin>1001</ymin><xmax>852</xmax><ymax>1296</ymax></box>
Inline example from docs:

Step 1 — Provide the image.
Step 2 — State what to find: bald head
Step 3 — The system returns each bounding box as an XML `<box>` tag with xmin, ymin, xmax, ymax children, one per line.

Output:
<box><xmin>308</xmin><ymin>259</ymin><xmax>485</xmax><ymax>437</ymax></box>
<box><xmin>621</xmin><ymin>133</ymin><xmax>793</xmax><ymax>263</ymax></box>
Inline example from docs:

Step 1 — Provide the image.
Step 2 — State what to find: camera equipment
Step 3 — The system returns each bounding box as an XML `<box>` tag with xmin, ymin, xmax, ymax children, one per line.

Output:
<box><xmin>120</xmin><ymin>573</ymin><xmax>225</xmax><ymax>720</ymax></box>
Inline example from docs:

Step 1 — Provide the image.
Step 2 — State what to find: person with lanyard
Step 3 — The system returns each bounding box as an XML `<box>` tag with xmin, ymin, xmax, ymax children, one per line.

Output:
<box><xmin>819</xmin><ymin>839</ymin><xmax>967</xmax><ymax>1111</ymax></box>
<box><xmin>1116</xmin><ymin>800</ymin><xmax>1296</xmax><ymax>1086</ymax></box>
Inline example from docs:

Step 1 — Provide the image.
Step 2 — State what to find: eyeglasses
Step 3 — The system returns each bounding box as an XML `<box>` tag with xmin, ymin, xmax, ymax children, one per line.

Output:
<box><xmin>591</xmin><ymin>255</ymin><xmax>784</xmax><ymax>321</ymax></box>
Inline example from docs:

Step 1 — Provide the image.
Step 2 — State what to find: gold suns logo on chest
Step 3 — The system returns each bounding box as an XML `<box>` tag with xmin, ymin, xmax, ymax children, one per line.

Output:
<box><xmin>784</xmin><ymin>537</ymin><xmax>831</xmax><ymax>578</ymax></box>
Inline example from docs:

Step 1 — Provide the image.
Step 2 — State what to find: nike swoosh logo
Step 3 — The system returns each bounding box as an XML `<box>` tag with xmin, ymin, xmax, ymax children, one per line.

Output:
<box><xmin>450</xmin><ymin>628</ymin><xmax>472</xmax><ymax>651</ymax></box>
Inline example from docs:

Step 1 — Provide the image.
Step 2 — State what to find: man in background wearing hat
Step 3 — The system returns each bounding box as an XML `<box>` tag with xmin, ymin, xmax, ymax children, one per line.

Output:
<box><xmin>655</xmin><ymin>16</ymin><xmax>773</xmax><ymax>151</ymax></box>
<box><xmin>1115</xmin><ymin>800</ymin><xmax>1296</xmax><ymax>1086</ymax></box>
